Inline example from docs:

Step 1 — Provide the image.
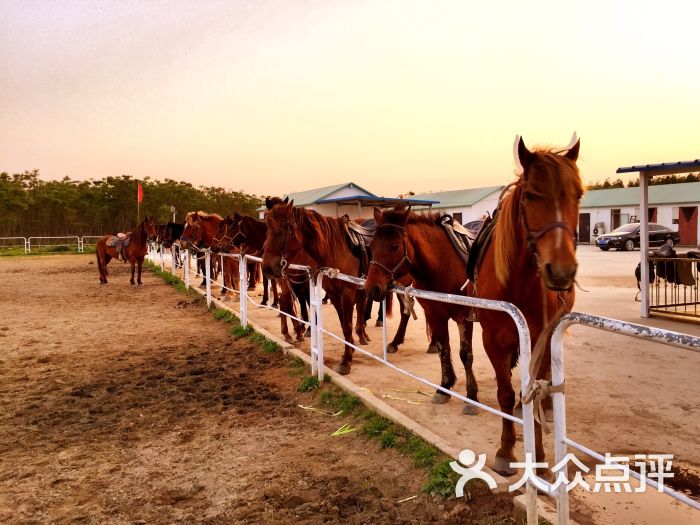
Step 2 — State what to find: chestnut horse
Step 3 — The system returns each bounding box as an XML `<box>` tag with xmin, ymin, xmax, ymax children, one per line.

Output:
<box><xmin>262</xmin><ymin>197</ymin><xmax>371</xmax><ymax>374</ymax></box>
<box><xmin>96</xmin><ymin>216</ymin><xmax>157</xmax><ymax>285</ymax></box>
<box><xmin>474</xmin><ymin>135</ymin><xmax>582</xmax><ymax>474</ymax></box>
<box><xmin>180</xmin><ymin>211</ymin><xmax>230</xmax><ymax>294</ymax></box>
<box><xmin>225</xmin><ymin>211</ymin><xmax>316</xmax><ymax>342</ymax></box>
<box><xmin>213</xmin><ymin>213</ymin><xmax>280</xmax><ymax>309</ymax></box>
<box><xmin>364</xmin><ymin>207</ymin><xmax>479</xmax><ymax>415</ymax></box>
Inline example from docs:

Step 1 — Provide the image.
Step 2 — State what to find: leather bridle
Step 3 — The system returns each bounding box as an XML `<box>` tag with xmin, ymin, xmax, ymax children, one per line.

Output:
<box><xmin>369</xmin><ymin>223</ymin><xmax>412</xmax><ymax>282</ymax></box>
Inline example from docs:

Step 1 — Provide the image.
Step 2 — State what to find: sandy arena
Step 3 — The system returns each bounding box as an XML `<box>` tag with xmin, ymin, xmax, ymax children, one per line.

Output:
<box><xmin>0</xmin><ymin>254</ymin><xmax>524</xmax><ymax>524</ymax></box>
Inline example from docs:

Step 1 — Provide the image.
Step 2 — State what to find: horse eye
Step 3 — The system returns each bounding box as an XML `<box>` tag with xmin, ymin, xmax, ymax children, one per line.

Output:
<box><xmin>390</xmin><ymin>244</ymin><xmax>400</xmax><ymax>252</ymax></box>
<box><xmin>524</xmin><ymin>192</ymin><xmax>536</xmax><ymax>202</ymax></box>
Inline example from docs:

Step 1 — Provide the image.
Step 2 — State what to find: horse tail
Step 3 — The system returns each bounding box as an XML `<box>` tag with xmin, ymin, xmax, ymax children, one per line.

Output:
<box><xmin>385</xmin><ymin>291</ymin><xmax>393</xmax><ymax>318</ymax></box>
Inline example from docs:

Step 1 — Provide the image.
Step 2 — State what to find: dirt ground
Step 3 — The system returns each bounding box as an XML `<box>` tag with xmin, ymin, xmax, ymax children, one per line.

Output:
<box><xmin>193</xmin><ymin>245</ymin><xmax>700</xmax><ymax>525</ymax></box>
<box><xmin>0</xmin><ymin>255</ymin><xmax>524</xmax><ymax>525</ymax></box>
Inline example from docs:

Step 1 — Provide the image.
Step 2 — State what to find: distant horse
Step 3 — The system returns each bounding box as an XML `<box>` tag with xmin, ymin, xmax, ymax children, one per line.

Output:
<box><xmin>180</xmin><ymin>211</ymin><xmax>232</xmax><ymax>295</ymax></box>
<box><xmin>262</xmin><ymin>197</ymin><xmax>371</xmax><ymax>374</ymax></box>
<box><xmin>96</xmin><ymin>216</ymin><xmax>157</xmax><ymax>285</ymax></box>
<box><xmin>471</xmin><ymin>134</ymin><xmax>582</xmax><ymax>474</ymax></box>
<box><xmin>161</xmin><ymin>222</ymin><xmax>185</xmax><ymax>268</ymax></box>
<box><xmin>364</xmin><ymin>207</ymin><xmax>479</xmax><ymax>414</ymax></box>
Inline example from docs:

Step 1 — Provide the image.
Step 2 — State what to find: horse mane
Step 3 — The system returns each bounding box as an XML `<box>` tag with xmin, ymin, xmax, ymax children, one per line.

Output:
<box><xmin>185</xmin><ymin>210</ymin><xmax>223</xmax><ymax>225</ymax></box>
<box><xmin>382</xmin><ymin>208</ymin><xmax>443</xmax><ymax>227</ymax></box>
<box><xmin>493</xmin><ymin>147</ymin><xmax>583</xmax><ymax>285</ymax></box>
<box><xmin>294</xmin><ymin>207</ymin><xmax>348</xmax><ymax>261</ymax></box>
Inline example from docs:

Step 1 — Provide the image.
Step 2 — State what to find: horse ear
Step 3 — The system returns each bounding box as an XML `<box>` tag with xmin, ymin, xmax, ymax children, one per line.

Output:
<box><xmin>233</xmin><ymin>211</ymin><xmax>241</xmax><ymax>221</ymax></box>
<box><xmin>265</xmin><ymin>197</ymin><xmax>273</xmax><ymax>210</ymax></box>
<box><xmin>565</xmin><ymin>139</ymin><xmax>580</xmax><ymax>162</ymax></box>
<box><xmin>283</xmin><ymin>196</ymin><xmax>289</xmax><ymax>204</ymax></box>
<box><xmin>516</xmin><ymin>136</ymin><xmax>535</xmax><ymax>175</ymax></box>
<box><xmin>373</xmin><ymin>207</ymin><xmax>384</xmax><ymax>224</ymax></box>
<box><xmin>287</xmin><ymin>199</ymin><xmax>294</xmax><ymax>208</ymax></box>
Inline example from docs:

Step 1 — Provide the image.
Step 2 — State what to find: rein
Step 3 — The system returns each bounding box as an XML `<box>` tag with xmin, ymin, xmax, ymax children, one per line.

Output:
<box><xmin>369</xmin><ymin>223</ymin><xmax>412</xmax><ymax>282</ymax></box>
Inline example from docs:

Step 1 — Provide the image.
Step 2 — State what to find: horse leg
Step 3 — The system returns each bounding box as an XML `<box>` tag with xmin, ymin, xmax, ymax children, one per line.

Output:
<box><xmin>278</xmin><ymin>283</ymin><xmax>298</xmax><ymax>343</ymax></box>
<box><xmin>458</xmin><ymin>319</ymin><xmax>479</xmax><ymax>415</ymax></box>
<box><xmin>271</xmin><ymin>279</ymin><xmax>279</xmax><ymax>309</ymax></box>
<box><xmin>353</xmin><ymin>288</ymin><xmax>370</xmax><ymax>345</ymax></box>
<box><xmin>333</xmin><ymin>291</ymin><xmax>356</xmax><ymax>375</ymax></box>
<box><xmin>137</xmin><ymin>257</ymin><xmax>144</xmax><ymax>285</ymax></box>
<box><xmin>424</xmin><ymin>310</ymin><xmax>455</xmax><ymax>404</ymax></box>
<box><xmin>261</xmin><ymin>276</ymin><xmax>269</xmax><ymax>306</ymax></box>
<box><xmin>387</xmin><ymin>310</ymin><xmax>410</xmax><ymax>354</ymax></box>
<box><xmin>130</xmin><ymin>259</ymin><xmax>136</xmax><ymax>285</ymax></box>
<box><xmin>375</xmin><ymin>300</ymin><xmax>383</xmax><ymax>327</ymax></box>
<box><xmin>294</xmin><ymin>283</ymin><xmax>311</xmax><ymax>339</ymax></box>
<box><xmin>484</xmin><ymin>341</ymin><xmax>518</xmax><ymax>476</ymax></box>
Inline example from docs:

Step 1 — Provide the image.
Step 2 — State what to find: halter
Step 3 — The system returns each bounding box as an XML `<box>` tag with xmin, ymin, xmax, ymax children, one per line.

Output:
<box><xmin>519</xmin><ymin>191</ymin><xmax>577</xmax><ymax>259</ymax></box>
<box><xmin>369</xmin><ymin>223</ymin><xmax>412</xmax><ymax>282</ymax></box>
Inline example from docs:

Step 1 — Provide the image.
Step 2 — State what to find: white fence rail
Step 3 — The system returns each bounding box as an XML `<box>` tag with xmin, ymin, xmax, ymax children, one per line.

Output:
<box><xmin>550</xmin><ymin>313</ymin><xmax>700</xmax><ymax>524</ymax></box>
<box><xmin>0</xmin><ymin>237</ymin><xmax>29</xmax><ymax>253</ymax></box>
<box><xmin>146</xmin><ymin>244</ymin><xmax>700</xmax><ymax>524</ymax></box>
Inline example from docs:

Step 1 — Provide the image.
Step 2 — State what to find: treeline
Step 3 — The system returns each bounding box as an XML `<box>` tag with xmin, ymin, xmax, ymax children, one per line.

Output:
<box><xmin>587</xmin><ymin>172</ymin><xmax>700</xmax><ymax>190</ymax></box>
<box><xmin>0</xmin><ymin>170</ymin><xmax>262</xmax><ymax>237</ymax></box>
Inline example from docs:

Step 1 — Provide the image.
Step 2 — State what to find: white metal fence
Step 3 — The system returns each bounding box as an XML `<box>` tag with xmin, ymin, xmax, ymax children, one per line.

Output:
<box><xmin>146</xmin><ymin>244</ymin><xmax>700</xmax><ymax>524</ymax></box>
<box><xmin>1</xmin><ymin>235</ymin><xmax>109</xmax><ymax>253</ymax></box>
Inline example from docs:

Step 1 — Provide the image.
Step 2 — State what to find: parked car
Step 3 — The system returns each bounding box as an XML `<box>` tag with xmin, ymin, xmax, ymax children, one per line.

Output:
<box><xmin>595</xmin><ymin>223</ymin><xmax>680</xmax><ymax>251</ymax></box>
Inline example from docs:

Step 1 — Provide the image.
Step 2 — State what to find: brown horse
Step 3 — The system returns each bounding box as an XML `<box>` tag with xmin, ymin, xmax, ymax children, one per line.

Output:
<box><xmin>214</xmin><ymin>213</ymin><xmax>279</xmax><ymax>308</ymax></box>
<box><xmin>364</xmin><ymin>207</ymin><xmax>479</xmax><ymax>415</ymax></box>
<box><xmin>230</xmin><ymin>210</ymin><xmax>316</xmax><ymax>342</ymax></box>
<box><xmin>180</xmin><ymin>211</ymin><xmax>230</xmax><ymax>293</ymax></box>
<box><xmin>96</xmin><ymin>216</ymin><xmax>157</xmax><ymax>285</ymax></box>
<box><xmin>474</xmin><ymin>135</ymin><xmax>582</xmax><ymax>474</ymax></box>
<box><xmin>261</xmin><ymin>197</ymin><xmax>371</xmax><ymax>374</ymax></box>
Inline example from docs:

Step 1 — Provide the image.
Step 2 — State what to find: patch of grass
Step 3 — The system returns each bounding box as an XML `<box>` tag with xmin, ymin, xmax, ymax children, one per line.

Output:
<box><xmin>249</xmin><ymin>332</ymin><xmax>279</xmax><ymax>353</ymax></box>
<box><xmin>362</xmin><ymin>413</ymin><xmax>391</xmax><ymax>438</ymax></box>
<box><xmin>400</xmin><ymin>435</ymin><xmax>438</xmax><ymax>469</ymax></box>
<box><xmin>0</xmin><ymin>245</ymin><xmax>95</xmax><ymax>257</ymax></box>
<box><xmin>48</xmin><ymin>244</ymin><xmax>71</xmax><ymax>252</ymax></box>
<box><xmin>379</xmin><ymin>429</ymin><xmax>397</xmax><ymax>449</ymax></box>
<box><xmin>212</xmin><ymin>308</ymin><xmax>238</xmax><ymax>324</ymax></box>
<box><xmin>231</xmin><ymin>324</ymin><xmax>253</xmax><ymax>338</ymax></box>
<box><xmin>422</xmin><ymin>459</ymin><xmax>460</xmax><ymax>497</ymax></box>
<box><xmin>298</xmin><ymin>375</ymin><xmax>320</xmax><ymax>393</ymax></box>
<box><xmin>288</xmin><ymin>356</ymin><xmax>307</xmax><ymax>376</ymax></box>
<box><xmin>318</xmin><ymin>390</ymin><xmax>361</xmax><ymax>415</ymax></box>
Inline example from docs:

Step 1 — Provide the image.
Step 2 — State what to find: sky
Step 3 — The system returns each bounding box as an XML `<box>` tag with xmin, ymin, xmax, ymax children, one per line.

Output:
<box><xmin>1</xmin><ymin>0</ymin><xmax>699</xmax><ymax>197</ymax></box>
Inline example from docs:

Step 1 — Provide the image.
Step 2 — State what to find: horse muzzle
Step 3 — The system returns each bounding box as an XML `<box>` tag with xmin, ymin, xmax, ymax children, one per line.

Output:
<box><xmin>542</xmin><ymin>262</ymin><xmax>577</xmax><ymax>291</ymax></box>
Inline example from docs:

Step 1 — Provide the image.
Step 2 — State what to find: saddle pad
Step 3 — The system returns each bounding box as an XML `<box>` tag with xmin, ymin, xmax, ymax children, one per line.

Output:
<box><xmin>440</xmin><ymin>215</ymin><xmax>471</xmax><ymax>270</ymax></box>
<box><xmin>467</xmin><ymin>213</ymin><xmax>496</xmax><ymax>283</ymax></box>
<box><xmin>346</xmin><ymin>218</ymin><xmax>377</xmax><ymax>247</ymax></box>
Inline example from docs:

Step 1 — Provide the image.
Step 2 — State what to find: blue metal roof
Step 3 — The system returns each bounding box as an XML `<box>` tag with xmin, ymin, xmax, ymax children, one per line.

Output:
<box><xmin>317</xmin><ymin>195</ymin><xmax>439</xmax><ymax>206</ymax></box>
<box><xmin>617</xmin><ymin>159</ymin><xmax>700</xmax><ymax>174</ymax></box>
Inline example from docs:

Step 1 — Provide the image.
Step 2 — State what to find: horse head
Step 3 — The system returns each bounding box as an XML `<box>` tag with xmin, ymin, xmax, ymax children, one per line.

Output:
<box><xmin>365</xmin><ymin>206</ymin><xmax>414</xmax><ymax>301</ymax></box>
<box><xmin>261</xmin><ymin>196</ymin><xmax>301</xmax><ymax>278</ymax></box>
<box><xmin>500</xmin><ymin>133</ymin><xmax>583</xmax><ymax>291</ymax></box>
<box><xmin>144</xmin><ymin>216</ymin><xmax>158</xmax><ymax>240</ymax></box>
<box><xmin>180</xmin><ymin>211</ymin><xmax>203</xmax><ymax>248</ymax></box>
<box><xmin>212</xmin><ymin>215</ymin><xmax>238</xmax><ymax>251</ymax></box>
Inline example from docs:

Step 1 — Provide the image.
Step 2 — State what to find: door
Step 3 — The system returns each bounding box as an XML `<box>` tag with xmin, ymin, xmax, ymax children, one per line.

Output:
<box><xmin>648</xmin><ymin>207</ymin><xmax>657</xmax><ymax>222</ymax></box>
<box><xmin>578</xmin><ymin>213</ymin><xmax>591</xmax><ymax>243</ymax></box>
<box><xmin>679</xmin><ymin>206</ymin><xmax>698</xmax><ymax>246</ymax></box>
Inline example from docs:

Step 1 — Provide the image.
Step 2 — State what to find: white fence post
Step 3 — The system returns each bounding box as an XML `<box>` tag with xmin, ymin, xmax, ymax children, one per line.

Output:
<box><xmin>24</xmin><ymin>237</ymin><xmax>29</xmax><ymax>254</ymax></box>
<box><xmin>382</xmin><ymin>296</ymin><xmax>388</xmax><ymax>362</ymax></box>
<box><xmin>184</xmin><ymin>250</ymin><xmax>190</xmax><ymax>289</ymax></box>
<box><xmin>314</xmin><ymin>273</ymin><xmax>325</xmax><ymax>381</ymax></box>
<box><xmin>170</xmin><ymin>246</ymin><xmax>176</xmax><ymax>275</ymax></box>
<box><xmin>239</xmin><ymin>255</ymin><xmax>248</xmax><ymax>327</ymax></box>
<box><xmin>308</xmin><ymin>272</ymin><xmax>318</xmax><ymax>377</ymax></box>
<box><xmin>205</xmin><ymin>249</ymin><xmax>212</xmax><ymax>308</ymax></box>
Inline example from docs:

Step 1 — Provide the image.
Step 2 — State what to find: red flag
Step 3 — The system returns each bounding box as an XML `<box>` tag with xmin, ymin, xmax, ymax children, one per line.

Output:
<box><xmin>137</xmin><ymin>182</ymin><xmax>143</xmax><ymax>203</ymax></box>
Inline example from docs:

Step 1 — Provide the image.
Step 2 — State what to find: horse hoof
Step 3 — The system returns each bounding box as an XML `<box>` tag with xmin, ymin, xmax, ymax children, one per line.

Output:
<box><xmin>336</xmin><ymin>364</ymin><xmax>351</xmax><ymax>375</ymax></box>
<box><xmin>427</xmin><ymin>343</ymin><xmax>439</xmax><ymax>354</ymax></box>
<box><xmin>462</xmin><ymin>403</ymin><xmax>480</xmax><ymax>416</ymax></box>
<box><xmin>386</xmin><ymin>343</ymin><xmax>398</xmax><ymax>354</ymax></box>
<box><xmin>284</xmin><ymin>335</ymin><xmax>294</xmax><ymax>344</ymax></box>
<box><xmin>130</xmin><ymin>282</ymin><xmax>135</xmax><ymax>286</ymax></box>
<box><xmin>431</xmin><ymin>391</ymin><xmax>450</xmax><ymax>404</ymax></box>
<box><xmin>494</xmin><ymin>456</ymin><xmax>517</xmax><ymax>477</ymax></box>
<box><xmin>375</xmin><ymin>320</ymin><xmax>383</xmax><ymax>327</ymax></box>
<box><xmin>138</xmin><ymin>283</ymin><xmax>142</xmax><ymax>286</ymax></box>
<box><xmin>260</xmin><ymin>301</ymin><xmax>268</xmax><ymax>306</ymax></box>
<box><xmin>358</xmin><ymin>336</ymin><xmax>369</xmax><ymax>346</ymax></box>
<box><xmin>271</xmin><ymin>302</ymin><xmax>279</xmax><ymax>309</ymax></box>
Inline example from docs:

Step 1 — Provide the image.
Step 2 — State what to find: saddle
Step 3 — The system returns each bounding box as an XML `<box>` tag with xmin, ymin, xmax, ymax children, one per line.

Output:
<box><xmin>466</xmin><ymin>213</ymin><xmax>496</xmax><ymax>283</ymax></box>
<box><xmin>344</xmin><ymin>217</ymin><xmax>377</xmax><ymax>277</ymax></box>
<box><xmin>106</xmin><ymin>232</ymin><xmax>132</xmax><ymax>262</ymax></box>
<box><xmin>439</xmin><ymin>215</ymin><xmax>477</xmax><ymax>269</ymax></box>
<box><xmin>651</xmin><ymin>245</ymin><xmax>696</xmax><ymax>287</ymax></box>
